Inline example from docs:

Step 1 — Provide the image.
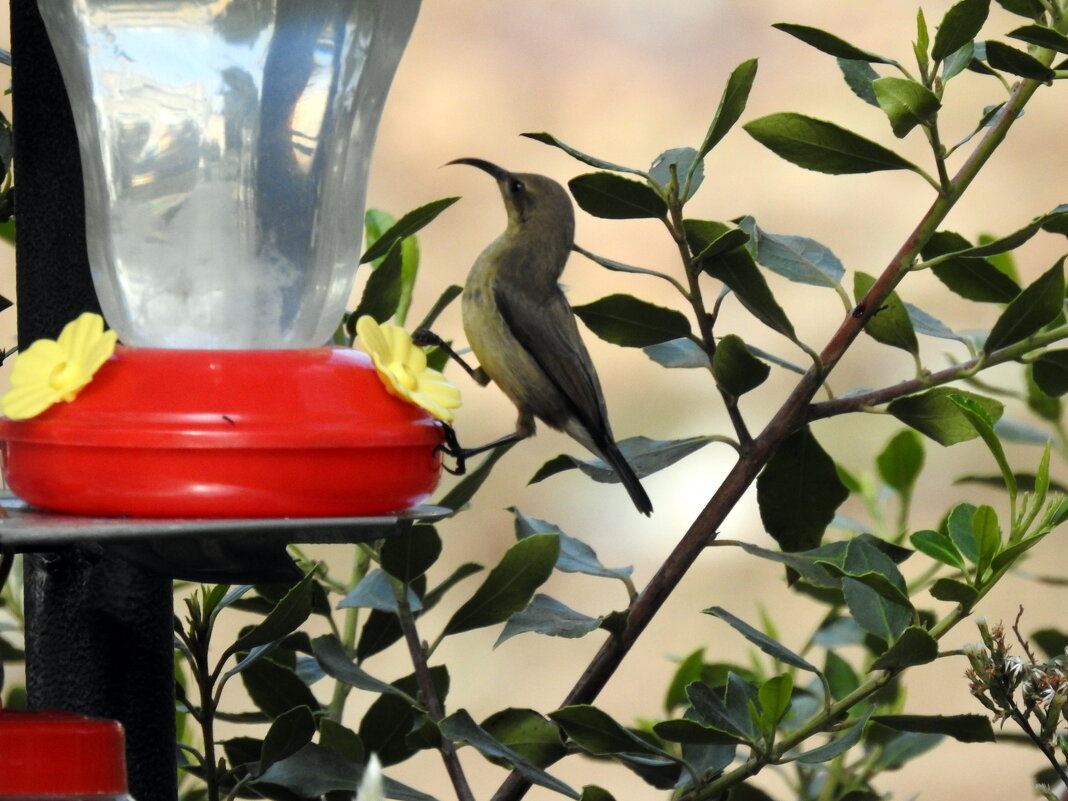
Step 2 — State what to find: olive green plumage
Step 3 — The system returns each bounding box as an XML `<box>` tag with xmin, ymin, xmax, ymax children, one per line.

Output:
<box><xmin>453</xmin><ymin>158</ymin><xmax>652</xmax><ymax>516</ymax></box>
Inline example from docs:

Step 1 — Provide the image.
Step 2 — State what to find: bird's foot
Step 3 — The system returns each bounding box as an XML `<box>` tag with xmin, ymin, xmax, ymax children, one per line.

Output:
<box><xmin>434</xmin><ymin>422</ymin><xmax>520</xmax><ymax>476</ymax></box>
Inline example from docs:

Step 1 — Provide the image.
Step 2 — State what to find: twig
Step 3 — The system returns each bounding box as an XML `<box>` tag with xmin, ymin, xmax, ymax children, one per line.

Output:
<box><xmin>393</xmin><ymin>579</ymin><xmax>476</xmax><ymax>801</ymax></box>
<box><xmin>807</xmin><ymin>322</ymin><xmax>1068</xmax><ymax>422</ymax></box>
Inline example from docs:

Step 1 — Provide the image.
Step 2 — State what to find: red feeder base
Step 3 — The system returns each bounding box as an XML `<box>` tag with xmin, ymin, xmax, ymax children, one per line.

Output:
<box><xmin>0</xmin><ymin>347</ymin><xmax>444</xmax><ymax>518</ymax></box>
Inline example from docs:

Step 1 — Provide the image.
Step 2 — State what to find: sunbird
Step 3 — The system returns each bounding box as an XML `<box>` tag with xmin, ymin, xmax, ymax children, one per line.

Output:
<box><xmin>422</xmin><ymin>158</ymin><xmax>652</xmax><ymax>516</ymax></box>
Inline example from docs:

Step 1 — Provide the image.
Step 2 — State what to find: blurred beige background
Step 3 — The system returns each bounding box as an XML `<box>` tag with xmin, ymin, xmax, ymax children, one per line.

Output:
<box><xmin>3</xmin><ymin>2</ymin><xmax>1068</xmax><ymax>799</ymax></box>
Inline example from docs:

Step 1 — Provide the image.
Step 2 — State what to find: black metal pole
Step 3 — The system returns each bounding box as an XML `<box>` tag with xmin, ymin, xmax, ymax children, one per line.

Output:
<box><xmin>10</xmin><ymin>3</ymin><xmax>178</xmax><ymax>800</ymax></box>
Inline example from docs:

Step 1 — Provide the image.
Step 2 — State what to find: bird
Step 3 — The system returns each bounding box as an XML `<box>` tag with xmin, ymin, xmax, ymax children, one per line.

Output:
<box><xmin>438</xmin><ymin>158</ymin><xmax>652</xmax><ymax>515</ymax></box>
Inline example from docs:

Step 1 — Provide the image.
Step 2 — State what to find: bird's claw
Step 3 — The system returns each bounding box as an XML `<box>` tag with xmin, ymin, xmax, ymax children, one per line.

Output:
<box><xmin>435</xmin><ymin>421</ymin><xmax>469</xmax><ymax>476</ymax></box>
<box><xmin>412</xmin><ymin>328</ymin><xmax>444</xmax><ymax>349</ymax></box>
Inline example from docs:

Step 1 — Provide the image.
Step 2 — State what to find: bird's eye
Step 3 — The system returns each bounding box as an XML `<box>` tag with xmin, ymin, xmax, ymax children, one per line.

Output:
<box><xmin>508</xmin><ymin>178</ymin><xmax>525</xmax><ymax>194</ymax></box>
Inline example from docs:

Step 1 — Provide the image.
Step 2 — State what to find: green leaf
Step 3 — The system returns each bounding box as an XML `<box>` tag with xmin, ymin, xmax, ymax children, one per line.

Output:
<box><xmin>442</xmin><ymin>534</ymin><xmax>560</xmax><ymax>637</ymax></box>
<box><xmin>352</xmin><ymin>241</ymin><xmax>404</xmax><ymax>325</ymax></box>
<box><xmin>713</xmin><ymin>334</ymin><xmax>771</xmax><ymax>396</ymax></box>
<box><xmin>359</xmin><ymin>667</ymin><xmax>448</xmax><ymax>766</ymax></box>
<box><xmin>824</xmin><ymin>651</ymin><xmax>860</xmax><ymax>701</ymax></box>
<box><xmin>653</xmin><ymin>718</ymin><xmax>747</xmax><ymax>745</ymax></box>
<box><xmin>664</xmin><ymin>649</ymin><xmax>708</xmax><ymax>713</ymax></box>
<box><xmin>1008</xmin><ymin>24</ymin><xmax>1068</xmax><ymax>54</ymax></box>
<box><xmin>364</xmin><ymin>208</ymin><xmax>420</xmax><ymax>325</ymax></box>
<box><xmin>704</xmin><ymin>607</ymin><xmax>819</xmax><ymax>673</ymax></box>
<box><xmin>872</xmin><ymin>77</ymin><xmax>941</xmax><ymax>138</ymax></box>
<box><xmin>573</xmin><ymin>246</ymin><xmax>683</xmax><ymax>285</ymax></box>
<box><xmin>511</xmin><ymin>508</ymin><xmax>633</xmax><ymax>581</ymax></box>
<box><xmin>338</xmin><ymin>569</ymin><xmax>421</xmax><ymax>613</ymax></box>
<box><xmin>916</xmin><ymin>8</ymin><xmax>932</xmax><ymax>71</ymax></box>
<box><xmin>757</xmin><ymin>426</ymin><xmax>849</xmax><ymax>551</ymax></box>
<box><xmin>697</xmin><ymin>58</ymin><xmax>760</xmax><ymax>159</ymax></box>
<box><xmin>947</xmin><ymin>502</ymin><xmax>980</xmax><ymax>563</ymax></box>
<box><xmin>877</xmin><ymin>430</ymin><xmax>925</xmax><ymax>496</ymax></box>
<box><xmin>929</xmin><ymin>577</ymin><xmax>980</xmax><ymax>605</ymax></box>
<box><xmin>854</xmin><ymin>271</ymin><xmax>919</xmax><ymax>355</ymax></box>
<box><xmin>686</xmin><ymin>678</ymin><xmax>758</xmax><ymax>742</ymax></box>
<box><xmin>228</xmin><ymin>574</ymin><xmax>314</xmax><ymax>656</ymax></box>
<box><xmin>690</xmin><ymin>225</ymin><xmax>751</xmax><ymax>261</ymax></box>
<box><xmin>495</xmin><ymin>594</ymin><xmax>603</xmax><ymax>646</ymax></box>
<box><xmin>529</xmin><ymin>435</ymin><xmax>712</xmax><ymax>485</ymax></box>
<box><xmin>994</xmin><ymin>0</ymin><xmax>1045</xmax><ymax>17</ymax></box>
<box><xmin>984</xmin><ymin>40</ymin><xmax>1056</xmax><ymax>81</ymax></box>
<box><xmin>931</xmin><ymin>0</ymin><xmax>990</xmax><ymax>61</ymax></box>
<box><xmin>984</xmin><ymin>258</ymin><xmax>1065</xmax><ymax>352</ymax></box>
<box><xmin>415</xmin><ymin>283</ymin><xmax>463</xmax><ymax>333</ymax></box>
<box><xmin>381</xmin><ymin>526</ymin><xmax>442</xmax><ymax>583</ymax></box>
<box><xmin>568</xmin><ymin>172</ymin><xmax>667</xmax><ymax>219</ymax></box>
<box><xmin>873</xmin><ymin>714</ymin><xmax>995</xmax><ymax>742</ymax></box>
<box><xmin>943</xmin><ymin>41</ymin><xmax>977</xmax><ymax>80</ymax></box>
<box><xmin>972</xmin><ymin>504</ymin><xmax>1002</xmax><ymax>577</ymax></box>
<box><xmin>360</xmin><ymin>197</ymin><xmax>459</xmax><ymax>264</ymax></box>
<box><xmin>905</xmin><ymin>302</ymin><xmax>969</xmax><ymax>343</ymax></box>
<box><xmin>441</xmin><ymin>710</ymin><xmax>578</xmax><ymax>798</ymax></box>
<box><xmin>550</xmin><ymin>705</ymin><xmax>675</xmax><ymax>758</ymax></box>
<box><xmin>691</xmin><ymin>229</ymin><xmax>796</xmax><ymax>337</ymax></box>
<box><xmin>255</xmin><ymin>743</ymin><xmax>440</xmax><ymax>801</ymax></box>
<box><xmin>739</xmin><ymin>219</ymin><xmax>845</xmax><ymax>288</ymax></box>
<box><xmin>923</xmin><ymin>230</ymin><xmax>1020</xmax><ymax>303</ymax></box>
<box><xmin>318</xmin><ymin>718</ymin><xmax>364</xmax><ymax>762</ymax></box>
<box><xmin>949</xmin><ymin>394</ymin><xmax>1016</xmax><ymax>498</ymax></box>
<box><xmin>521</xmin><ymin>132</ymin><xmax>646</xmax><ymax>176</ymax></box>
<box><xmin>758</xmin><ymin>674</ymin><xmax>794</xmax><ymax>729</ymax></box>
<box><xmin>1032</xmin><ymin>350</ymin><xmax>1068</xmax><ymax>396</ymax></box>
<box><xmin>990</xmin><ymin>532</ymin><xmax>1046</xmax><ymax>573</ymax></box>
<box><xmin>772</xmin><ymin>23</ymin><xmax>894</xmax><ymax>63</ymax></box>
<box><xmin>241</xmin><ymin>658</ymin><xmax>321</xmax><ymax>719</ymax></box>
<box><xmin>909</xmin><ymin>529</ymin><xmax>966</xmax><ymax>571</ymax></box>
<box><xmin>643</xmin><ymin>338</ymin><xmax>711</xmax><ymax>369</ymax></box>
<box><xmin>311</xmin><ymin>635</ymin><xmax>412</xmax><ymax>700</ymax></box>
<box><xmin>732</xmin><ymin>541</ymin><xmax>841</xmax><ymax>589</ymax></box>
<box><xmin>838</xmin><ymin>58</ymin><xmax>880</xmax><ymax>105</ymax></box>
<box><xmin>650</xmin><ymin>147</ymin><xmax>703</xmax><ymax>200</ymax></box>
<box><xmin>743</xmin><ymin>113</ymin><xmax>919</xmax><ymax>175</ymax></box>
<box><xmin>423</xmin><ymin>564</ymin><xmax>482</xmax><ymax>614</ymax></box>
<box><xmin>821</xmin><ymin>539</ymin><xmax>910</xmax><ymax>606</ymax></box>
<box><xmin>953</xmin><ymin>209</ymin><xmax>1068</xmax><ymax>259</ymax></box>
<box><xmin>840</xmin><ymin>539</ymin><xmax>912</xmax><ymax>643</ymax></box>
<box><xmin>572</xmin><ymin>294</ymin><xmax>691</xmax><ymax>347</ymax></box>
<box><xmin>1039</xmin><ymin>203</ymin><xmax>1068</xmax><ymax>236</ymax></box>
<box><xmin>260</xmin><ymin>706</ymin><xmax>316</xmax><ymax>773</ymax></box>
<box><xmin>1026</xmin><ymin>365</ymin><xmax>1064</xmax><ymax>421</ymax></box>
<box><xmin>435</xmin><ymin>440</ymin><xmax>518</xmax><ymax>512</ymax></box>
<box><xmin>795</xmin><ymin>710</ymin><xmax>871</xmax><ymax>763</ymax></box>
<box><xmin>887</xmin><ymin>387</ymin><xmax>1004</xmax><ymax>446</ymax></box>
<box><xmin>579</xmin><ymin>786</ymin><xmax>617</xmax><ymax>801</ymax></box>
<box><xmin>869</xmin><ymin>626</ymin><xmax>939</xmax><ymax>670</ymax></box>
<box><xmin>480</xmin><ymin>708</ymin><xmax>568</xmax><ymax>769</ymax></box>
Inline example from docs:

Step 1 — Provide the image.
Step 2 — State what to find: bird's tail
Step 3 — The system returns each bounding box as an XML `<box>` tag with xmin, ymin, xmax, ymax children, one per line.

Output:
<box><xmin>599</xmin><ymin>440</ymin><xmax>653</xmax><ymax>516</ymax></box>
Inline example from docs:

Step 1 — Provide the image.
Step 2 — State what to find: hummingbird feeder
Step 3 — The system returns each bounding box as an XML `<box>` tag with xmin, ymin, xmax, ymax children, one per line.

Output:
<box><xmin>0</xmin><ymin>0</ymin><xmax>447</xmax><ymax>518</ymax></box>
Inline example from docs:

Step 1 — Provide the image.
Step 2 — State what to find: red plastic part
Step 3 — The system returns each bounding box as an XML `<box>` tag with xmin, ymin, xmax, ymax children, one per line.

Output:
<box><xmin>0</xmin><ymin>347</ymin><xmax>444</xmax><ymax>518</ymax></box>
<box><xmin>0</xmin><ymin>710</ymin><xmax>128</xmax><ymax>795</ymax></box>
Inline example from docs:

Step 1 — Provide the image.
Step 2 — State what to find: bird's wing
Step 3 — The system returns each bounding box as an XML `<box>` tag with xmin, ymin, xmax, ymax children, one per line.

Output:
<box><xmin>494</xmin><ymin>281</ymin><xmax>613</xmax><ymax>445</ymax></box>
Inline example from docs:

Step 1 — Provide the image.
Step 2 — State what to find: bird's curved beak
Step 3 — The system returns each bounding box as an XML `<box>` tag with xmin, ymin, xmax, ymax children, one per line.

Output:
<box><xmin>446</xmin><ymin>158</ymin><xmax>510</xmax><ymax>181</ymax></box>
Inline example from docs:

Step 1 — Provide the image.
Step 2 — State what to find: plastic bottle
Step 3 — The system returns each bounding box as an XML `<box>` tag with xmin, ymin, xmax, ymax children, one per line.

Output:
<box><xmin>0</xmin><ymin>710</ymin><xmax>132</xmax><ymax>800</ymax></box>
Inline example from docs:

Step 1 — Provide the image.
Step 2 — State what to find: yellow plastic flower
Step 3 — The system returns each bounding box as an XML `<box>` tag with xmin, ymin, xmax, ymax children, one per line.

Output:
<box><xmin>1</xmin><ymin>312</ymin><xmax>118</xmax><ymax>420</ymax></box>
<box><xmin>356</xmin><ymin>315</ymin><xmax>461</xmax><ymax>422</ymax></box>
